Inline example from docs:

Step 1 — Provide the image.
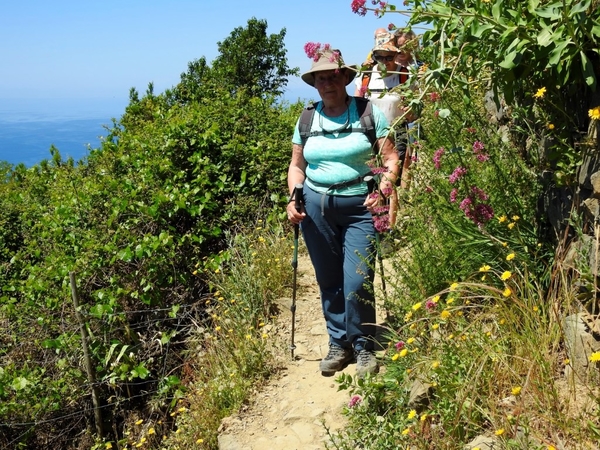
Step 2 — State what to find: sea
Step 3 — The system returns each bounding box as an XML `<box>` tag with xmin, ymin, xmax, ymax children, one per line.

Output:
<box><xmin>0</xmin><ymin>98</ymin><xmax>128</xmax><ymax>167</ymax></box>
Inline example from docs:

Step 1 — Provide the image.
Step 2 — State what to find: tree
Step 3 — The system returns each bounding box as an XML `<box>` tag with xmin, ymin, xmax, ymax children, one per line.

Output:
<box><xmin>211</xmin><ymin>17</ymin><xmax>299</xmax><ymax>98</ymax></box>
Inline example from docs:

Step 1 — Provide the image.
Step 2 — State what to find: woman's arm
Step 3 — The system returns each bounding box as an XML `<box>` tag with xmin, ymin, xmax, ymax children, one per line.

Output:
<box><xmin>287</xmin><ymin>144</ymin><xmax>307</xmax><ymax>223</ymax></box>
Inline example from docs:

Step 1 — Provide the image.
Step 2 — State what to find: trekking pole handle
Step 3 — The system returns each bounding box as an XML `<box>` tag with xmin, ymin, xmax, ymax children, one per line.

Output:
<box><xmin>294</xmin><ymin>184</ymin><xmax>303</xmax><ymax>212</ymax></box>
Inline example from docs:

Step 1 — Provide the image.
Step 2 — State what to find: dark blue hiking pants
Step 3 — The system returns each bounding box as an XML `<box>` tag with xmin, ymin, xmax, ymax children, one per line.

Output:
<box><xmin>300</xmin><ymin>185</ymin><xmax>377</xmax><ymax>351</ymax></box>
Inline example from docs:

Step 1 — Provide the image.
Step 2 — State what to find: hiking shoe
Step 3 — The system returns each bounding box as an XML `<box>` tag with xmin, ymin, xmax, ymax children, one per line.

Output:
<box><xmin>320</xmin><ymin>345</ymin><xmax>354</xmax><ymax>375</ymax></box>
<box><xmin>355</xmin><ymin>349</ymin><xmax>379</xmax><ymax>378</ymax></box>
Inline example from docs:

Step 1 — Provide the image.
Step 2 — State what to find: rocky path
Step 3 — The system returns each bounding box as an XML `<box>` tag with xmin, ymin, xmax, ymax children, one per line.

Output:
<box><xmin>217</xmin><ymin>252</ymin><xmax>389</xmax><ymax>450</ymax></box>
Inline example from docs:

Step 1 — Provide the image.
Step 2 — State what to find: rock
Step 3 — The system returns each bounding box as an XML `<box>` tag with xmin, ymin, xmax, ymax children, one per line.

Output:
<box><xmin>408</xmin><ymin>379</ymin><xmax>433</xmax><ymax>411</ymax></box>
<box><xmin>563</xmin><ymin>313</ymin><xmax>600</xmax><ymax>381</ymax></box>
<box><xmin>464</xmin><ymin>435</ymin><xmax>499</xmax><ymax>449</ymax></box>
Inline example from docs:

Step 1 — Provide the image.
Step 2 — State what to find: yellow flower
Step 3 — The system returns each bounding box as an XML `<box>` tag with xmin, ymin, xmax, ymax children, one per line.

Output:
<box><xmin>197</xmin><ymin>439</ymin><xmax>204</xmax><ymax>444</ymax></box>
<box><xmin>148</xmin><ymin>427</ymin><xmax>155</xmax><ymax>435</ymax></box>
<box><xmin>495</xmin><ymin>428</ymin><xmax>505</xmax><ymax>436</ymax></box>
<box><xmin>503</xmin><ymin>287</ymin><xmax>512</xmax><ymax>297</ymax></box>
<box><xmin>512</xmin><ymin>215</ymin><xmax>520</xmax><ymax>221</ymax></box>
<box><xmin>479</xmin><ymin>264</ymin><xmax>491</xmax><ymax>272</ymax></box>
<box><xmin>432</xmin><ymin>295</ymin><xmax>440</xmax><ymax>303</ymax></box>
<box><xmin>589</xmin><ymin>106</ymin><xmax>600</xmax><ymax>120</ymax></box>
<box><xmin>501</xmin><ymin>271</ymin><xmax>512</xmax><ymax>280</ymax></box>
<box><xmin>533</xmin><ymin>87</ymin><xmax>546</xmax><ymax>98</ymax></box>
<box><xmin>446</xmin><ymin>297</ymin><xmax>455</xmax><ymax>305</ymax></box>
<box><xmin>511</xmin><ymin>386</ymin><xmax>522</xmax><ymax>396</ymax></box>
<box><xmin>498</xmin><ymin>215</ymin><xmax>507</xmax><ymax>223</ymax></box>
<box><xmin>105</xmin><ymin>444</ymin><xmax>113</xmax><ymax>449</ymax></box>
<box><xmin>506</xmin><ymin>253</ymin><xmax>516</xmax><ymax>261</ymax></box>
<box><xmin>392</xmin><ymin>353</ymin><xmax>400</xmax><ymax>361</ymax></box>
<box><xmin>449</xmin><ymin>282</ymin><xmax>459</xmax><ymax>291</ymax></box>
<box><xmin>420</xmin><ymin>413</ymin><xmax>428</xmax><ymax>421</ymax></box>
<box><xmin>407</xmin><ymin>409</ymin><xmax>417</xmax><ymax>420</ymax></box>
<box><xmin>548</xmin><ymin>123</ymin><xmax>555</xmax><ymax>130</ymax></box>
<box><xmin>135</xmin><ymin>419</ymin><xmax>143</xmax><ymax>425</ymax></box>
<box><xmin>548</xmin><ymin>446</ymin><xmax>556</xmax><ymax>450</ymax></box>
<box><xmin>432</xmin><ymin>323</ymin><xmax>440</xmax><ymax>330</ymax></box>
<box><xmin>412</xmin><ymin>302</ymin><xmax>422</xmax><ymax>311</ymax></box>
<box><xmin>400</xmin><ymin>348</ymin><xmax>408</xmax><ymax>357</ymax></box>
<box><xmin>431</xmin><ymin>360</ymin><xmax>440</xmax><ymax>369</ymax></box>
<box><xmin>499</xmin><ymin>319</ymin><xmax>506</xmax><ymax>325</ymax></box>
<box><xmin>407</xmin><ymin>337</ymin><xmax>416</xmax><ymax>344</ymax></box>
<box><xmin>507</xmin><ymin>222</ymin><xmax>516</xmax><ymax>229</ymax></box>
<box><xmin>178</xmin><ymin>406</ymin><xmax>188</xmax><ymax>413</ymax></box>
<box><xmin>589</xmin><ymin>352</ymin><xmax>600</xmax><ymax>362</ymax></box>
<box><xmin>440</xmin><ymin>309</ymin><xmax>451</xmax><ymax>320</ymax></box>
<box><xmin>401</xmin><ymin>427</ymin><xmax>411</xmax><ymax>435</ymax></box>
<box><xmin>404</xmin><ymin>311</ymin><xmax>413</xmax><ymax>322</ymax></box>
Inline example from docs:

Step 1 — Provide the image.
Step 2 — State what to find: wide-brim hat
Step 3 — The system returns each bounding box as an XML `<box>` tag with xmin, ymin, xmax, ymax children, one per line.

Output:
<box><xmin>372</xmin><ymin>31</ymin><xmax>399</xmax><ymax>53</ymax></box>
<box><xmin>301</xmin><ymin>49</ymin><xmax>357</xmax><ymax>87</ymax></box>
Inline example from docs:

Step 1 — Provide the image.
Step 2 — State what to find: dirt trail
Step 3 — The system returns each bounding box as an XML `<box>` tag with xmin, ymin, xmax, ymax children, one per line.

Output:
<box><xmin>217</xmin><ymin>252</ymin><xmax>389</xmax><ymax>450</ymax></box>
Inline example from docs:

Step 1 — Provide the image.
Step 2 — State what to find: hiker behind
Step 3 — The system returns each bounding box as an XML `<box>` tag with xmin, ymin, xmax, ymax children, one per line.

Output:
<box><xmin>355</xmin><ymin>30</ymin><xmax>421</xmax><ymax>224</ymax></box>
<box><xmin>286</xmin><ymin>48</ymin><xmax>398</xmax><ymax>378</ymax></box>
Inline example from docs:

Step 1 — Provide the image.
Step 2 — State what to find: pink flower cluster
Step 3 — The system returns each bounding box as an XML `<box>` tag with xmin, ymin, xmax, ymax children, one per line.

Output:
<box><xmin>351</xmin><ymin>0</ymin><xmax>367</xmax><ymax>15</ymax></box>
<box><xmin>348</xmin><ymin>395</ymin><xmax>363</xmax><ymax>408</ymax></box>
<box><xmin>472</xmin><ymin>140</ymin><xmax>489</xmax><ymax>162</ymax></box>
<box><xmin>303</xmin><ymin>42</ymin><xmax>332</xmax><ymax>62</ymax></box>
<box><xmin>458</xmin><ymin>186</ymin><xmax>494</xmax><ymax>226</ymax></box>
<box><xmin>449</xmin><ymin>166</ymin><xmax>467</xmax><ymax>184</ymax></box>
<box><xmin>432</xmin><ymin>147</ymin><xmax>445</xmax><ymax>170</ymax></box>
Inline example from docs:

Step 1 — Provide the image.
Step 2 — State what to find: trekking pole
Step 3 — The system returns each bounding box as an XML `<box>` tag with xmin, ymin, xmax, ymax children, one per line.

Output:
<box><xmin>290</xmin><ymin>183</ymin><xmax>303</xmax><ymax>359</ymax></box>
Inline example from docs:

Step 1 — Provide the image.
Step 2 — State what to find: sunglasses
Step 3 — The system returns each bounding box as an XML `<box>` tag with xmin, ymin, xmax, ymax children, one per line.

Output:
<box><xmin>373</xmin><ymin>54</ymin><xmax>396</xmax><ymax>63</ymax></box>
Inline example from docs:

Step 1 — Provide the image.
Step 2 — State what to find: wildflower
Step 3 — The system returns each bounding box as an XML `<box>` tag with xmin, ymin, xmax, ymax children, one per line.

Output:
<box><xmin>431</xmin><ymin>360</ymin><xmax>440</xmax><ymax>369</ymax></box>
<box><xmin>449</xmin><ymin>166</ymin><xmax>467</xmax><ymax>184</ymax></box>
<box><xmin>533</xmin><ymin>305</ymin><xmax>539</xmax><ymax>312</ymax></box>
<box><xmin>407</xmin><ymin>337</ymin><xmax>415</xmax><ymax>344</ymax></box>
<box><xmin>548</xmin><ymin>446</ymin><xmax>556</xmax><ymax>450</ymax></box>
<box><xmin>450</xmin><ymin>282</ymin><xmax>459</xmax><ymax>291</ymax></box>
<box><xmin>148</xmin><ymin>427</ymin><xmax>155</xmax><ymax>435</ymax></box>
<box><xmin>501</xmin><ymin>271</ymin><xmax>512</xmax><ymax>280</ymax></box>
<box><xmin>351</xmin><ymin>0</ymin><xmax>368</xmax><ymax>15</ymax></box>
<box><xmin>589</xmin><ymin>106</ymin><xmax>600</xmax><ymax>120</ymax></box>
<box><xmin>197</xmin><ymin>439</ymin><xmax>204</xmax><ymax>444</ymax></box>
<box><xmin>479</xmin><ymin>264</ymin><xmax>491</xmax><ymax>272</ymax></box>
<box><xmin>401</xmin><ymin>427</ymin><xmax>411</xmax><ymax>435</ymax></box>
<box><xmin>533</xmin><ymin>87</ymin><xmax>546</xmax><ymax>98</ymax></box>
<box><xmin>400</xmin><ymin>348</ymin><xmax>408</xmax><ymax>357</ymax></box>
<box><xmin>506</xmin><ymin>253</ymin><xmax>516</xmax><ymax>261</ymax></box>
<box><xmin>511</xmin><ymin>386</ymin><xmax>522</xmax><ymax>396</ymax></box>
<box><xmin>425</xmin><ymin>299</ymin><xmax>437</xmax><ymax>310</ymax></box>
<box><xmin>348</xmin><ymin>395</ymin><xmax>363</xmax><ymax>408</ymax></box>
<box><xmin>498</xmin><ymin>215</ymin><xmax>507</xmax><ymax>223</ymax></box>
<box><xmin>589</xmin><ymin>352</ymin><xmax>600</xmax><ymax>362</ymax></box>
<box><xmin>440</xmin><ymin>310</ymin><xmax>451</xmax><ymax>320</ymax></box>
<box><xmin>472</xmin><ymin>140</ymin><xmax>489</xmax><ymax>162</ymax></box>
<box><xmin>449</xmin><ymin>188</ymin><xmax>459</xmax><ymax>203</ymax></box>
<box><xmin>499</xmin><ymin>319</ymin><xmax>506</xmax><ymax>325</ymax></box>
<box><xmin>388</xmin><ymin>23</ymin><xmax>395</xmax><ymax>30</ymax></box>
<box><xmin>404</xmin><ymin>311</ymin><xmax>413</xmax><ymax>322</ymax></box>
<box><xmin>432</xmin><ymin>323</ymin><xmax>440</xmax><ymax>330</ymax></box>
<box><xmin>178</xmin><ymin>406</ymin><xmax>188</xmax><ymax>413</ymax></box>
<box><xmin>495</xmin><ymin>428</ymin><xmax>505</xmax><ymax>436</ymax></box>
<box><xmin>512</xmin><ymin>215</ymin><xmax>520</xmax><ymax>221</ymax></box>
<box><xmin>392</xmin><ymin>353</ymin><xmax>400</xmax><ymax>361</ymax></box>
<box><xmin>432</xmin><ymin>147</ymin><xmax>445</xmax><ymax>169</ymax></box>
<box><xmin>395</xmin><ymin>341</ymin><xmax>405</xmax><ymax>350</ymax></box>
<box><xmin>135</xmin><ymin>419</ymin><xmax>143</xmax><ymax>425</ymax></box>
<box><xmin>503</xmin><ymin>287</ymin><xmax>512</xmax><ymax>297</ymax></box>
<box><xmin>420</xmin><ymin>413</ymin><xmax>428</xmax><ymax>421</ymax></box>
<box><xmin>548</xmin><ymin>123</ymin><xmax>555</xmax><ymax>130</ymax></box>
<box><xmin>446</xmin><ymin>297</ymin><xmax>455</xmax><ymax>305</ymax></box>
<box><xmin>412</xmin><ymin>302</ymin><xmax>422</xmax><ymax>311</ymax></box>
<box><xmin>407</xmin><ymin>409</ymin><xmax>417</xmax><ymax>420</ymax></box>
<box><xmin>432</xmin><ymin>295</ymin><xmax>440</xmax><ymax>303</ymax></box>
<box><xmin>105</xmin><ymin>444</ymin><xmax>113</xmax><ymax>449</ymax></box>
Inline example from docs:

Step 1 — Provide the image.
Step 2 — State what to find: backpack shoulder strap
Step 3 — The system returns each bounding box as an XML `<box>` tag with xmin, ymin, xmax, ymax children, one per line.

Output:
<box><xmin>299</xmin><ymin>101</ymin><xmax>320</xmax><ymax>147</ymax></box>
<box><xmin>354</xmin><ymin>97</ymin><xmax>377</xmax><ymax>152</ymax></box>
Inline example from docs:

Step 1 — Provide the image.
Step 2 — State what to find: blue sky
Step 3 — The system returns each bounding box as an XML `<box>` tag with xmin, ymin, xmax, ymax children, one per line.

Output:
<box><xmin>1</xmin><ymin>0</ymin><xmax>410</xmax><ymax>108</ymax></box>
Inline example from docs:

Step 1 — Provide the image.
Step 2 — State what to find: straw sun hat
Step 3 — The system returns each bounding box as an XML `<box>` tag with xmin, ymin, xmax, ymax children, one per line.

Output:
<box><xmin>301</xmin><ymin>49</ymin><xmax>357</xmax><ymax>87</ymax></box>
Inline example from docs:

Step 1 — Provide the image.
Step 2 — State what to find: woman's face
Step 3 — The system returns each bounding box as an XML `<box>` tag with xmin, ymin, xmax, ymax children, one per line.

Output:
<box><xmin>373</xmin><ymin>52</ymin><xmax>398</xmax><ymax>71</ymax></box>
<box><xmin>314</xmin><ymin>69</ymin><xmax>347</xmax><ymax>100</ymax></box>
<box><xmin>395</xmin><ymin>35</ymin><xmax>413</xmax><ymax>66</ymax></box>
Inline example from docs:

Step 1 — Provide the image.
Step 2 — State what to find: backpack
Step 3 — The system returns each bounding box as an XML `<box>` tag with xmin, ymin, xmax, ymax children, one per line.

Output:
<box><xmin>298</xmin><ymin>96</ymin><xmax>377</xmax><ymax>151</ymax></box>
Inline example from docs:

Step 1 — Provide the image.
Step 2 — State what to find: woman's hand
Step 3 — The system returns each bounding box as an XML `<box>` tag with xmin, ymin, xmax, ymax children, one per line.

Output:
<box><xmin>287</xmin><ymin>202</ymin><xmax>305</xmax><ymax>225</ymax></box>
